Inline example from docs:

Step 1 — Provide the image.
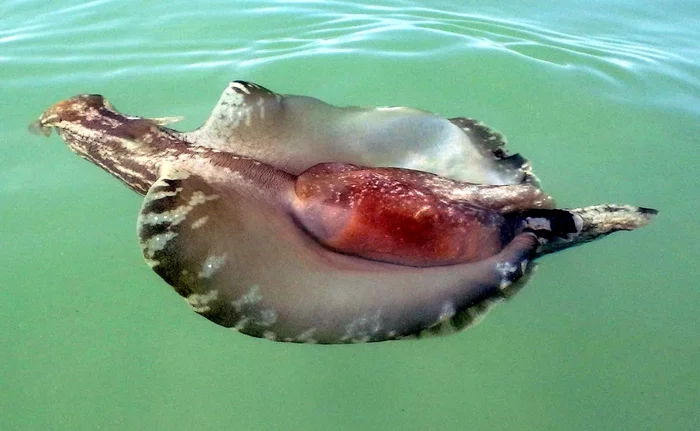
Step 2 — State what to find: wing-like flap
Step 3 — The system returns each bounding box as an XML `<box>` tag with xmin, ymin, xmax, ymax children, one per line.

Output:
<box><xmin>179</xmin><ymin>80</ymin><xmax>540</xmax><ymax>185</ymax></box>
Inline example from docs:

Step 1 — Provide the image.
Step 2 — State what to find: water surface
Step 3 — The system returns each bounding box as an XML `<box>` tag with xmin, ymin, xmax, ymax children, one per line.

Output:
<box><xmin>2</xmin><ymin>1</ymin><xmax>698</xmax><ymax>430</ymax></box>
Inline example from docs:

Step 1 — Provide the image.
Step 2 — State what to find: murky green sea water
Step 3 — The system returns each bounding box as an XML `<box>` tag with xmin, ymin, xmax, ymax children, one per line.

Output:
<box><xmin>2</xmin><ymin>0</ymin><xmax>698</xmax><ymax>429</ymax></box>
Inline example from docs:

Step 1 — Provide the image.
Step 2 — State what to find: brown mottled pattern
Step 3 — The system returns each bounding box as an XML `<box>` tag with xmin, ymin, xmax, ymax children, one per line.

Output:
<box><xmin>36</xmin><ymin>95</ymin><xmax>189</xmax><ymax>195</ymax></box>
<box><xmin>35</xmin><ymin>94</ymin><xmax>292</xmax><ymax>197</ymax></box>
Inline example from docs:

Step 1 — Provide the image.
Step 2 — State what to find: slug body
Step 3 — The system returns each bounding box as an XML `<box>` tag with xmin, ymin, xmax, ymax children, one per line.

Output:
<box><xmin>30</xmin><ymin>83</ymin><xmax>656</xmax><ymax>343</ymax></box>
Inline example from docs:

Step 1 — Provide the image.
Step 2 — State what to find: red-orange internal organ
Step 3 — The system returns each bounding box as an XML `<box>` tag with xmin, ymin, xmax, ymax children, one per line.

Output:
<box><xmin>294</xmin><ymin>163</ymin><xmax>509</xmax><ymax>267</ymax></box>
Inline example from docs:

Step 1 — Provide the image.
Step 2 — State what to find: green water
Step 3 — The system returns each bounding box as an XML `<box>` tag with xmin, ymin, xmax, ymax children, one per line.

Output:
<box><xmin>2</xmin><ymin>0</ymin><xmax>698</xmax><ymax>429</ymax></box>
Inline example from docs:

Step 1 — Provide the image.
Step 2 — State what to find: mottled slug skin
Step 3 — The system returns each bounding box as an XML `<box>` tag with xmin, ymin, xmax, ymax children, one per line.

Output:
<box><xmin>30</xmin><ymin>85</ymin><xmax>656</xmax><ymax>343</ymax></box>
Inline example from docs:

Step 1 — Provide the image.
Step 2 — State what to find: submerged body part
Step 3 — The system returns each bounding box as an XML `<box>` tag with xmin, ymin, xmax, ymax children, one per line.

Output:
<box><xmin>30</xmin><ymin>85</ymin><xmax>656</xmax><ymax>343</ymax></box>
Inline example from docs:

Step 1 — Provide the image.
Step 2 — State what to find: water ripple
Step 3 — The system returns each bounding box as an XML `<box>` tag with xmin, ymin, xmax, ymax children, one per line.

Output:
<box><xmin>1</xmin><ymin>0</ymin><xmax>698</xmax><ymax>112</ymax></box>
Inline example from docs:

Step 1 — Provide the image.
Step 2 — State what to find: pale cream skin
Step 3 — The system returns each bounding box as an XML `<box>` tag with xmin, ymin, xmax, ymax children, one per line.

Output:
<box><xmin>181</xmin><ymin>81</ymin><xmax>538</xmax><ymax>185</ymax></box>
